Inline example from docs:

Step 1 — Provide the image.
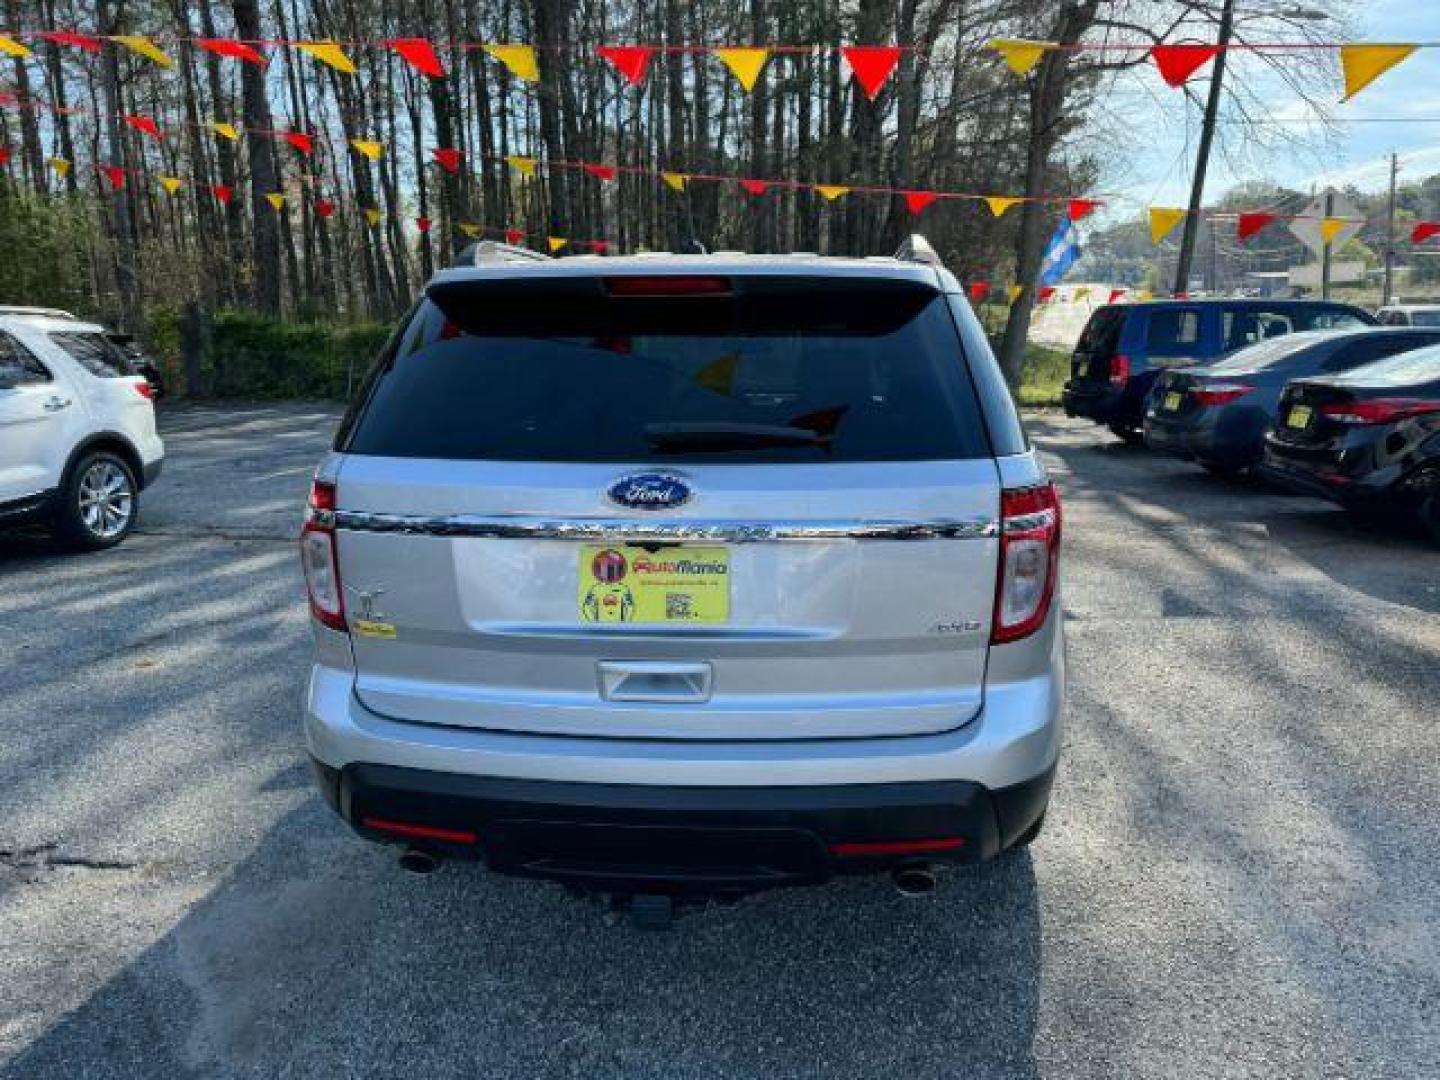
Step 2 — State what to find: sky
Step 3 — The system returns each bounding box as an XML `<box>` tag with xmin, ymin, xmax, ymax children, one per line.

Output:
<box><xmin>1101</xmin><ymin>0</ymin><xmax>1440</xmax><ymax>215</ymax></box>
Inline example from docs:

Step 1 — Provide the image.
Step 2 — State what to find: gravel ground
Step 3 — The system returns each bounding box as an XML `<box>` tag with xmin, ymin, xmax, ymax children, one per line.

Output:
<box><xmin>2</xmin><ymin>403</ymin><xmax>1437</xmax><ymax>1079</ymax></box>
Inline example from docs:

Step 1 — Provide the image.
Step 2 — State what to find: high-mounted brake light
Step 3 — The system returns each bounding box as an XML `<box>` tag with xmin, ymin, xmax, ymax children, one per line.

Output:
<box><xmin>992</xmin><ymin>482</ymin><xmax>1061</xmax><ymax>645</ymax></box>
<box><xmin>603</xmin><ymin>275</ymin><xmax>732</xmax><ymax>297</ymax></box>
<box><xmin>1108</xmin><ymin>354</ymin><xmax>1131</xmax><ymax>387</ymax></box>
<box><xmin>1191</xmin><ymin>383</ymin><xmax>1253</xmax><ymax>407</ymax></box>
<box><xmin>1318</xmin><ymin>397</ymin><xmax>1440</xmax><ymax>425</ymax></box>
<box><xmin>301</xmin><ymin>479</ymin><xmax>346</xmax><ymax>632</ymax></box>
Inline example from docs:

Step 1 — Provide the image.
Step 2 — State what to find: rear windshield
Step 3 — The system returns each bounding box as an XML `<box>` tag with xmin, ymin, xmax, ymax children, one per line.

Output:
<box><xmin>1329</xmin><ymin>344</ymin><xmax>1440</xmax><ymax>386</ymax></box>
<box><xmin>48</xmin><ymin>331</ymin><xmax>132</xmax><ymax>378</ymax></box>
<box><xmin>342</xmin><ymin>278</ymin><xmax>990</xmax><ymax>463</ymax></box>
<box><xmin>1208</xmin><ymin>332</ymin><xmax>1334</xmax><ymax>374</ymax></box>
<box><xmin>1076</xmin><ymin>307</ymin><xmax>1124</xmax><ymax>354</ymax></box>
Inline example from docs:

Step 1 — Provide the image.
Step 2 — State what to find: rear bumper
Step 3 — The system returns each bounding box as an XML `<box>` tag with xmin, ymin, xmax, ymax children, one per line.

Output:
<box><xmin>312</xmin><ymin>759</ymin><xmax>1054</xmax><ymax>892</ymax></box>
<box><xmin>1062</xmin><ymin>382</ymin><xmax>1120</xmax><ymax>423</ymax></box>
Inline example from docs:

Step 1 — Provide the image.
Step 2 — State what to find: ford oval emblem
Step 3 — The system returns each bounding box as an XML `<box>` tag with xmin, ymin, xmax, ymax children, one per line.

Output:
<box><xmin>606</xmin><ymin>472</ymin><xmax>692</xmax><ymax>511</ymax></box>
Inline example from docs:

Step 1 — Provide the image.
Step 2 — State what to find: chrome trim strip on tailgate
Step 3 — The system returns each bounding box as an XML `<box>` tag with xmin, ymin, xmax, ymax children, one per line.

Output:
<box><xmin>329</xmin><ymin>510</ymin><xmax>998</xmax><ymax>542</ymax></box>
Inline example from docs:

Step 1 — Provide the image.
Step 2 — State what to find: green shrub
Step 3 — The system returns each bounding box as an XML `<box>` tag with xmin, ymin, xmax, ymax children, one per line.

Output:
<box><xmin>1018</xmin><ymin>343</ymin><xmax>1070</xmax><ymax>407</ymax></box>
<box><xmin>203</xmin><ymin>312</ymin><xmax>390</xmax><ymax>400</ymax></box>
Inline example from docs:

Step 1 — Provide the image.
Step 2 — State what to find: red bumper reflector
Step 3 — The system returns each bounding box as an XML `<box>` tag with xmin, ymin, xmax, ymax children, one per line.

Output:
<box><xmin>831</xmin><ymin>837</ymin><xmax>965</xmax><ymax>858</ymax></box>
<box><xmin>360</xmin><ymin>817</ymin><xmax>478</xmax><ymax>844</ymax></box>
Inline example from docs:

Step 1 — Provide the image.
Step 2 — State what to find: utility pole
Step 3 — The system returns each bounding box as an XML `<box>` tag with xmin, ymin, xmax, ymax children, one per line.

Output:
<box><xmin>1173</xmin><ymin>0</ymin><xmax>1236</xmax><ymax>297</ymax></box>
<box><xmin>1321</xmin><ymin>189</ymin><xmax>1335</xmax><ymax>300</ymax></box>
<box><xmin>1383</xmin><ymin>152</ymin><xmax>1400</xmax><ymax>305</ymax></box>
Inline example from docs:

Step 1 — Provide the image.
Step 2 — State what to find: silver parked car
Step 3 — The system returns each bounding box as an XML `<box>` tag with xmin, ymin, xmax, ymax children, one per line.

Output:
<box><xmin>302</xmin><ymin>237</ymin><xmax>1063</xmax><ymax>920</ymax></box>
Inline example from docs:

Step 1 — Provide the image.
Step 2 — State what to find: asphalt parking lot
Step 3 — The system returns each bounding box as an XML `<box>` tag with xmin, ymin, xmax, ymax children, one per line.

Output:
<box><xmin>2</xmin><ymin>403</ymin><xmax>1438</xmax><ymax>1079</ymax></box>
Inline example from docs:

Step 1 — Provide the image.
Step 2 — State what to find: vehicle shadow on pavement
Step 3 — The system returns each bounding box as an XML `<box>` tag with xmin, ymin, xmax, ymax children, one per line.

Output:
<box><xmin>2</xmin><ymin>795</ymin><xmax>1043</xmax><ymax>1080</ymax></box>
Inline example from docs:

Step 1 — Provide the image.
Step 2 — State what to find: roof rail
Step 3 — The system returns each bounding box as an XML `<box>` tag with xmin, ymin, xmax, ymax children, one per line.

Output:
<box><xmin>451</xmin><ymin>240</ymin><xmax>551</xmax><ymax>268</ymax></box>
<box><xmin>894</xmin><ymin>234</ymin><xmax>943</xmax><ymax>268</ymax></box>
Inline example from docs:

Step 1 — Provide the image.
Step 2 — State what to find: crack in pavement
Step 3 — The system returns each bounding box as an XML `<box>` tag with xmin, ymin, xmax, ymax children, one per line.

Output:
<box><xmin>0</xmin><ymin>842</ymin><xmax>138</xmax><ymax>872</ymax></box>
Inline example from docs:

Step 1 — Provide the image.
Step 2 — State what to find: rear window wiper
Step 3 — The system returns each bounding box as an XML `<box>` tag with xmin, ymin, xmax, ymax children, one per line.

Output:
<box><xmin>643</xmin><ymin>421</ymin><xmax>827</xmax><ymax>453</ymax></box>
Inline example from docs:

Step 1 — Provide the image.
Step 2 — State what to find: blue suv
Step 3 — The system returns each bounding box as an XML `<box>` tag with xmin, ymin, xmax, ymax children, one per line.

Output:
<box><xmin>1062</xmin><ymin>299</ymin><xmax>1374</xmax><ymax>442</ymax></box>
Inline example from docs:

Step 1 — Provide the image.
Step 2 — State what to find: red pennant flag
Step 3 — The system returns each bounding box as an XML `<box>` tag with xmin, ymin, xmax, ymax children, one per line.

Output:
<box><xmin>597</xmin><ymin>46</ymin><xmax>655</xmax><ymax>86</ymax></box>
<box><xmin>738</xmin><ymin>179</ymin><xmax>768</xmax><ymax>196</ymax></box>
<box><xmin>841</xmin><ymin>46</ymin><xmax>902</xmax><ymax>101</ymax></box>
<box><xmin>1411</xmin><ymin>222</ymin><xmax>1440</xmax><ymax>243</ymax></box>
<box><xmin>1236</xmin><ymin>212</ymin><xmax>1276</xmax><ymax>241</ymax></box>
<box><xmin>196</xmin><ymin>38</ymin><xmax>268</xmax><ymax>67</ymax></box>
<box><xmin>432</xmin><ymin>147</ymin><xmax>462</xmax><ymax>174</ymax></box>
<box><xmin>590</xmin><ymin>240</ymin><xmax>609</xmax><ymax>255</ymax></box>
<box><xmin>582</xmin><ymin>163</ymin><xmax>616</xmax><ymax>182</ymax></box>
<box><xmin>903</xmin><ymin>190</ymin><xmax>938</xmax><ymax>215</ymax></box>
<box><xmin>283</xmin><ymin>131</ymin><xmax>315</xmax><ymax>156</ymax></box>
<box><xmin>416</xmin><ymin>216</ymin><xmax>432</xmax><ymax>234</ymax></box>
<box><xmin>39</xmin><ymin>30</ymin><xmax>103</xmax><ymax>52</ymax></box>
<box><xmin>99</xmin><ymin>164</ymin><xmax>126</xmax><ymax>191</ymax></box>
<box><xmin>314</xmin><ymin>197</ymin><xmax>335</xmax><ymax>219</ymax></box>
<box><xmin>968</xmin><ymin>281</ymin><xmax>990</xmax><ymax>303</ymax></box>
<box><xmin>1150</xmin><ymin>44</ymin><xmax>1219</xmax><ymax>87</ymax></box>
<box><xmin>1068</xmin><ymin>198</ymin><xmax>1100</xmax><ymax>221</ymax></box>
<box><xmin>212</xmin><ymin>184</ymin><xmax>234</xmax><ymax>205</ymax></box>
<box><xmin>504</xmin><ymin>228</ymin><xmax>525</xmax><ymax>245</ymax></box>
<box><xmin>124</xmin><ymin>115</ymin><xmax>162</xmax><ymax>140</ymax></box>
<box><xmin>1108</xmin><ymin>288</ymin><xmax>1126</xmax><ymax>303</ymax></box>
<box><xmin>1172</xmin><ymin>291</ymin><xmax>1189</xmax><ymax>300</ymax></box>
<box><xmin>386</xmin><ymin>38</ymin><xmax>444</xmax><ymax>78</ymax></box>
<box><xmin>0</xmin><ymin>146</ymin><xmax>10</xmax><ymax>166</ymax></box>
<box><xmin>1038</xmin><ymin>286</ymin><xmax>1057</xmax><ymax>303</ymax></box>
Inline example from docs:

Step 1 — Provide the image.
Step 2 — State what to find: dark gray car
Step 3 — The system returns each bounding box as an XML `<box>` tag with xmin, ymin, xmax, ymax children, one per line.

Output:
<box><xmin>1143</xmin><ymin>328</ymin><xmax>1440</xmax><ymax>474</ymax></box>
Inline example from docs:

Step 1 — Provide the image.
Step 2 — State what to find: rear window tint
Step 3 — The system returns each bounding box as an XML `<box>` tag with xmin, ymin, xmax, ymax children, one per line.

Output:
<box><xmin>1076</xmin><ymin>307</ymin><xmax>1124</xmax><ymax>354</ymax></box>
<box><xmin>1330</xmin><ymin>344</ymin><xmax>1440</xmax><ymax>386</ymax></box>
<box><xmin>343</xmin><ymin>281</ymin><xmax>990</xmax><ymax>463</ymax></box>
<box><xmin>1146</xmin><ymin>309</ymin><xmax>1202</xmax><ymax>355</ymax></box>
<box><xmin>48</xmin><ymin>331</ymin><xmax>131</xmax><ymax>377</ymax></box>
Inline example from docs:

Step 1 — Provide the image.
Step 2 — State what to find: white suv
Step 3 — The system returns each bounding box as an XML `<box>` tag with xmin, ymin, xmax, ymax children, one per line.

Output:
<box><xmin>0</xmin><ymin>311</ymin><xmax>165</xmax><ymax>549</ymax></box>
<box><xmin>303</xmin><ymin>239</ymin><xmax>1062</xmax><ymax>919</ymax></box>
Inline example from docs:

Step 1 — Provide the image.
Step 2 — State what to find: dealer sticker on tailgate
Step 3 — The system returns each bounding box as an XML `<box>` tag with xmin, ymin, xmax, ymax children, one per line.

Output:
<box><xmin>1287</xmin><ymin>404</ymin><xmax>1313</xmax><ymax>429</ymax></box>
<box><xmin>578</xmin><ymin>545</ymin><xmax>730</xmax><ymax>624</ymax></box>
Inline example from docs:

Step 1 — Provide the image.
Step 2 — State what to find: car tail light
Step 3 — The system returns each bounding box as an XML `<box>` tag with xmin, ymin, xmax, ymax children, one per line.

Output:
<box><xmin>603</xmin><ymin>275</ymin><xmax>732</xmax><ymax>297</ymax></box>
<box><xmin>132</xmin><ymin>380</ymin><xmax>154</xmax><ymax>399</ymax></box>
<box><xmin>830</xmin><ymin>837</ymin><xmax>965</xmax><ymax>858</ymax></box>
<box><xmin>301</xmin><ymin>479</ymin><xmax>346</xmax><ymax>632</ymax></box>
<box><xmin>1108</xmin><ymin>354</ymin><xmax>1130</xmax><ymax>387</ymax></box>
<box><xmin>992</xmin><ymin>483</ymin><xmax>1061</xmax><ymax>645</ymax></box>
<box><xmin>360</xmin><ymin>817</ymin><xmax>478</xmax><ymax>844</ymax></box>
<box><xmin>1190</xmin><ymin>382</ymin><xmax>1253</xmax><ymax>407</ymax></box>
<box><xmin>1318</xmin><ymin>397</ymin><xmax>1440</xmax><ymax>425</ymax></box>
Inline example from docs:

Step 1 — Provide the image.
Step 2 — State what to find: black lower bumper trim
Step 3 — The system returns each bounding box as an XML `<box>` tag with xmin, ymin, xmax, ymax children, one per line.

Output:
<box><xmin>316</xmin><ymin>760</ymin><xmax>1055</xmax><ymax>894</ymax></box>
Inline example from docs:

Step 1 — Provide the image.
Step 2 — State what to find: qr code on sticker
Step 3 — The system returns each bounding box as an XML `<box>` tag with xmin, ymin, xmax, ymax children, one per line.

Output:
<box><xmin>665</xmin><ymin>593</ymin><xmax>694</xmax><ymax>619</ymax></box>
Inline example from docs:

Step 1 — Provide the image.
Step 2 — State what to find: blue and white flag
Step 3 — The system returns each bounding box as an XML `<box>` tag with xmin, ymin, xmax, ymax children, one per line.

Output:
<box><xmin>1038</xmin><ymin>216</ymin><xmax>1081</xmax><ymax>286</ymax></box>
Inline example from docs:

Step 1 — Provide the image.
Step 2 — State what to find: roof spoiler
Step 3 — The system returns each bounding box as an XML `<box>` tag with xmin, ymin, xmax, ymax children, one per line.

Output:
<box><xmin>894</xmin><ymin>234</ymin><xmax>943</xmax><ymax>268</ymax></box>
<box><xmin>450</xmin><ymin>240</ymin><xmax>552</xmax><ymax>269</ymax></box>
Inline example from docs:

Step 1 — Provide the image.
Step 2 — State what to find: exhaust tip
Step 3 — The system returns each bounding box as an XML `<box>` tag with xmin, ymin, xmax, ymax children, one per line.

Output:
<box><xmin>892</xmin><ymin>863</ymin><xmax>938</xmax><ymax>897</ymax></box>
<box><xmin>398</xmin><ymin>847</ymin><xmax>442</xmax><ymax>875</ymax></box>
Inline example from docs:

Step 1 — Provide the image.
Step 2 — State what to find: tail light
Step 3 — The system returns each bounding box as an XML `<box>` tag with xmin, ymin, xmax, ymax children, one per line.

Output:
<box><xmin>1190</xmin><ymin>383</ymin><xmax>1253</xmax><ymax>407</ymax></box>
<box><xmin>992</xmin><ymin>483</ymin><xmax>1062</xmax><ymax>644</ymax></box>
<box><xmin>1108</xmin><ymin>354</ymin><xmax>1130</xmax><ymax>387</ymax></box>
<box><xmin>1319</xmin><ymin>398</ymin><xmax>1440</xmax><ymax>425</ymax></box>
<box><xmin>300</xmin><ymin>479</ymin><xmax>346</xmax><ymax>632</ymax></box>
<box><xmin>132</xmin><ymin>380</ymin><xmax>154</xmax><ymax>399</ymax></box>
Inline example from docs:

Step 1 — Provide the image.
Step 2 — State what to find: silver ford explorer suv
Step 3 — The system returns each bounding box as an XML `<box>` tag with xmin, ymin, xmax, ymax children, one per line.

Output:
<box><xmin>302</xmin><ymin>237</ymin><xmax>1063</xmax><ymax>916</ymax></box>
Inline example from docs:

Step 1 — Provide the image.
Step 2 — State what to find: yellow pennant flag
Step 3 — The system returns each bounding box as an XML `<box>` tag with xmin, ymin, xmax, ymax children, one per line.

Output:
<box><xmin>265</xmin><ymin>193</ymin><xmax>286</xmax><ymax>211</ymax></box>
<box><xmin>0</xmin><ymin>34</ymin><xmax>30</xmax><ymax>58</ymax></box>
<box><xmin>1149</xmin><ymin>207</ymin><xmax>1186</xmax><ymax>244</ymax></box>
<box><xmin>350</xmin><ymin>139</ymin><xmax>384</xmax><ymax>160</ymax></box>
<box><xmin>815</xmin><ymin>184</ymin><xmax>850</xmax><ymax>201</ymax></box>
<box><xmin>1136</xmin><ymin>289</ymin><xmax>1154</xmax><ymax>301</ymax></box>
<box><xmin>714</xmin><ymin>47</ymin><xmax>769</xmax><ymax>92</ymax></box>
<box><xmin>486</xmin><ymin>45</ymin><xmax>539</xmax><ymax>82</ymax></box>
<box><xmin>1340</xmin><ymin>44</ymin><xmax>1418</xmax><ymax>102</ymax></box>
<box><xmin>661</xmin><ymin>171</ymin><xmax>688</xmax><ymax>192</ymax></box>
<box><xmin>113</xmin><ymin>35</ymin><xmax>173</xmax><ymax>68</ymax></box>
<box><xmin>985</xmin><ymin>196</ymin><xmax>1021</xmax><ymax>218</ymax></box>
<box><xmin>364</xmin><ymin>207</ymin><xmax>383</xmax><ymax>227</ymax></box>
<box><xmin>159</xmin><ymin>176</ymin><xmax>183</xmax><ymax>195</ymax></box>
<box><xmin>48</xmin><ymin>157</ymin><xmax>71</xmax><ymax>177</ymax></box>
<box><xmin>459</xmin><ymin>223</ymin><xmax>482</xmax><ymax>239</ymax></box>
<box><xmin>1006</xmin><ymin>285</ymin><xmax>1024</xmax><ymax>304</ymax></box>
<box><xmin>210</xmin><ymin>121</ymin><xmax>239</xmax><ymax>142</ymax></box>
<box><xmin>297</xmin><ymin>40</ymin><xmax>357</xmax><ymax>74</ymax></box>
<box><xmin>1073</xmin><ymin>287</ymin><xmax>1091</xmax><ymax>301</ymax></box>
<box><xmin>989</xmin><ymin>39</ymin><xmax>1052</xmax><ymax>76</ymax></box>
<box><xmin>547</xmin><ymin>236</ymin><xmax>567</xmax><ymax>253</ymax></box>
<box><xmin>1319</xmin><ymin>217</ymin><xmax>1350</xmax><ymax>245</ymax></box>
<box><xmin>506</xmin><ymin>155</ymin><xmax>537</xmax><ymax>176</ymax></box>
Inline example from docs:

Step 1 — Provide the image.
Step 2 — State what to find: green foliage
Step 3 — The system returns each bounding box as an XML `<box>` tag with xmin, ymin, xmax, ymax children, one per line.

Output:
<box><xmin>0</xmin><ymin>185</ymin><xmax>96</xmax><ymax>315</ymax></box>
<box><xmin>1018</xmin><ymin>343</ymin><xmax>1070</xmax><ymax>406</ymax></box>
<box><xmin>204</xmin><ymin>313</ymin><xmax>391</xmax><ymax>399</ymax></box>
